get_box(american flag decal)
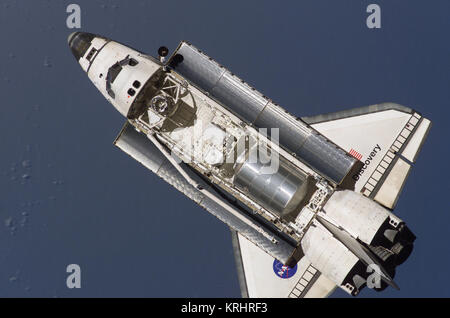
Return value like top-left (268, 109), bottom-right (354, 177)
top-left (349, 148), bottom-right (363, 160)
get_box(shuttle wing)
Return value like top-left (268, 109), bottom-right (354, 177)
top-left (303, 103), bottom-right (431, 209)
top-left (232, 230), bottom-right (337, 298)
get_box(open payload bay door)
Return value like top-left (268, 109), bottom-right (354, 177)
top-left (304, 103), bottom-right (431, 210)
top-left (231, 230), bottom-right (336, 298)
top-left (168, 41), bottom-right (357, 186)
top-left (113, 122), bottom-right (296, 265)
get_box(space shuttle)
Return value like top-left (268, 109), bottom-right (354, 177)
top-left (68, 32), bottom-right (431, 297)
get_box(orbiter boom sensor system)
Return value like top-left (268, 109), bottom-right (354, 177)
top-left (68, 32), bottom-right (431, 297)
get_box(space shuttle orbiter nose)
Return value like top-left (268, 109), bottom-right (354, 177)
top-left (67, 32), bottom-right (162, 117)
top-left (68, 32), bottom-right (97, 61)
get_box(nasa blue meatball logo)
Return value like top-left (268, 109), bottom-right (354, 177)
top-left (273, 260), bottom-right (297, 279)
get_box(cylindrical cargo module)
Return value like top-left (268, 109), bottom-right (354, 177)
top-left (233, 143), bottom-right (315, 219)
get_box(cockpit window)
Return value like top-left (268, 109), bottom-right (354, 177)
top-left (108, 62), bottom-right (122, 83)
top-left (133, 80), bottom-right (141, 89)
top-left (106, 55), bottom-right (139, 99)
top-left (86, 48), bottom-right (97, 62)
top-left (129, 58), bottom-right (138, 66)
top-left (128, 88), bottom-right (136, 96)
